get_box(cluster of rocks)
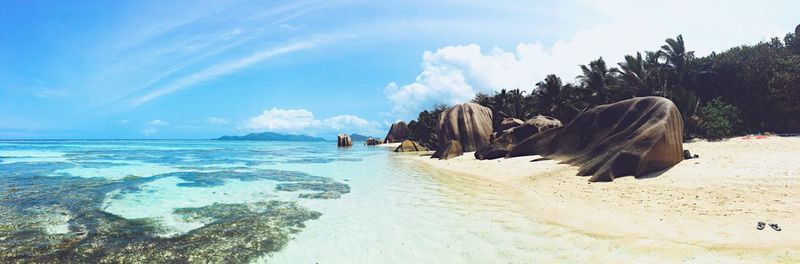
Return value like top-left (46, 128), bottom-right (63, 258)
top-left (366, 137), bottom-right (382, 146)
top-left (505, 97), bottom-right (685, 182)
top-left (379, 96), bottom-right (686, 182)
top-left (337, 134), bottom-right (384, 146)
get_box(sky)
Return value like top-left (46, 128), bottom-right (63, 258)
top-left (1, 0), bottom-right (798, 139)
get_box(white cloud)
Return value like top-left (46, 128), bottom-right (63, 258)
top-left (146, 119), bottom-right (168, 126)
top-left (206, 117), bottom-right (229, 125)
top-left (384, 44), bottom-right (545, 116)
top-left (245, 108), bottom-right (378, 135)
top-left (130, 38), bottom-right (328, 107)
top-left (119, 119), bottom-right (129, 125)
top-left (142, 128), bottom-right (158, 136)
top-left (246, 108), bottom-right (318, 132)
top-left (32, 88), bottom-right (68, 99)
top-left (321, 115), bottom-right (370, 131)
top-left (385, 0), bottom-right (800, 117)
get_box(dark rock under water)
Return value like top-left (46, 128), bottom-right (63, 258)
top-left (0, 157), bottom-right (350, 263)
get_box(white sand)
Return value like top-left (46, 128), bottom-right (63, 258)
top-left (410, 136), bottom-right (800, 258)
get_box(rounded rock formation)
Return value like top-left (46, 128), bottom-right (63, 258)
top-left (384, 121), bottom-right (410, 143)
top-left (500, 118), bottom-right (524, 131)
top-left (796, 24), bottom-right (800, 37)
top-left (431, 140), bottom-right (464, 160)
top-left (337, 134), bottom-right (352, 147)
top-left (474, 143), bottom-right (509, 160)
top-left (436, 103), bottom-right (493, 153)
top-left (525, 115), bottom-right (563, 133)
top-left (488, 115), bottom-right (562, 152)
top-left (394, 139), bottom-right (428, 152)
top-left (507, 97), bottom-right (684, 182)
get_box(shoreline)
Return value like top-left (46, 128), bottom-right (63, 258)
top-left (406, 136), bottom-right (800, 255)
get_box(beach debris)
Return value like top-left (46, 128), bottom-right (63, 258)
top-left (432, 140), bottom-right (464, 160)
top-left (384, 121), bottom-right (410, 143)
top-left (437, 103), bottom-right (493, 152)
top-left (507, 97), bottom-right (684, 182)
top-left (475, 143), bottom-right (509, 160)
top-left (770, 223), bottom-right (782, 231)
top-left (757, 221), bottom-right (766, 230)
top-left (500, 117), bottom-right (524, 131)
top-left (394, 139), bottom-right (429, 152)
top-left (337, 134), bottom-right (353, 147)
top-left (683, 150), bottom-right (699, 159)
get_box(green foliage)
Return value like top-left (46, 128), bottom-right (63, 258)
top-left (692, 35), bottom-right (800, 132)
top-left (785, 32), bottom-right (800, 54)
top-left (577, 57), bottom-right (617, 105)
top-left (407, 105), bottom-right (447, 149)
top-left (470, 89), bottom-right (537, 130)
top-left (698, 98), bottom-right (741, 140)
top-left (410, 31), bottom-right (800, 138)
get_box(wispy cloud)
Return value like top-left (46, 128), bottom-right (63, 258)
top-left (130, 39), bottom-right (325, 107)
top-left (206, 117), bottom-right (229, 125)
top-left (244, 108), bottom-right (380, 135)
top-left (146, 119), bottom-right (168, 126)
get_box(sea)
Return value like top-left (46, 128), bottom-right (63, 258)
top-left (0, 139), bottom-right (705, 263)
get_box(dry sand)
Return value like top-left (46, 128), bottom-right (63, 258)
top-left (409, 136), bottom-right (800, 259)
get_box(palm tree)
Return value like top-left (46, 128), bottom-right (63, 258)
top-left (577, 57), bottom-right (616, 105)
top-left (660, 34), bottom-right (695, 83)
top-left (488, 89), bottom-right (534, 120)
top-left (471, 92), bottom-right (492, 108)
top-left (535, 74), bottom-right (564, 116)
top-left (615, 51), bottom-right (671, 97)
top-left (643, 50), bottom-right (669, 95)
top-left (535, 74), bottom-right (582, 121)
top-left (614, 52), bottom-right (649, 96)
top-left (661, 34), bottom-right (699, 117)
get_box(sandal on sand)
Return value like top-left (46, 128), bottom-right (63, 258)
top-left (757, 222), bottom-right (766, 230)
top-left (770, 223), bottom-right (782, 231)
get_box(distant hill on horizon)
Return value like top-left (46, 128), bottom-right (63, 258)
top-left (216, 132), bottom-right (328, 142)
top-left (349, 133), bottom-right (372, 141)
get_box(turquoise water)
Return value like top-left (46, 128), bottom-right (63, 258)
top-left (0, 140), bottom-right (362, 262)
top-left (0, 140), bottom-right (724, 263)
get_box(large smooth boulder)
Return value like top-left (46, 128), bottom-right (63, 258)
top-left (490, 115), bottom-right (562, 151)
top-left (394, 140), bottom-right (429, 152)
top-left (436, 103), bottom-right (493, 153)
top-left (384, 122), bottom-right (410, 143)
top-left (474, 143), bottom-right (509, 160)
top-left (796, 24), bottom-right (800, 37)
top-left (500, 118), bottom-right (524, 131)
top-left (525, 115), bottom-right (562, 133)
top-left (508, 97), bottom-right (684, 182)
top-left (337, 134), bottom-right (352, 147)
top-left (431, 140), bottom-right (463, 160)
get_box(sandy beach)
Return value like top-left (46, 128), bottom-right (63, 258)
top-left (410, 136), bottom-right (800, 260)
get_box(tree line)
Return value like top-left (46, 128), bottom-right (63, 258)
top-left (407, 30), bottom-right (800, 145)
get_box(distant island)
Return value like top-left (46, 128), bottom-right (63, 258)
top-left (349, 133), bottom-right (371, 142)
top-left (216, 132), bottom-right (327, 141)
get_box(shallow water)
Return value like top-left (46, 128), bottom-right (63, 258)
top-left (0, 140), bottom-right (768, 263)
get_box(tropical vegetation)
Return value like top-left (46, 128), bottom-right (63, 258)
top-left (407, 29), bottom-right (800, 141)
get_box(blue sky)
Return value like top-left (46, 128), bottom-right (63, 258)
top-left (1, 0), bottom-right (798, 139)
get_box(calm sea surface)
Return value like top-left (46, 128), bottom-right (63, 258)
top-left (0, 140), bottom-right (705, 263)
